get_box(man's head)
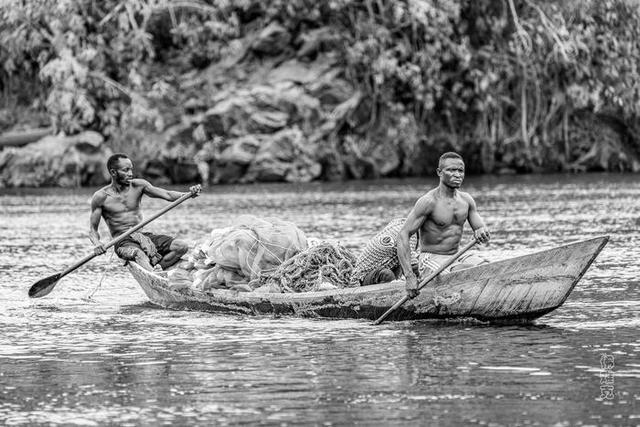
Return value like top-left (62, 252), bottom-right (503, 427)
top-left (437, 152), bottom-right (465, 189)
top-left (107, 153), bottom-right (134, 185)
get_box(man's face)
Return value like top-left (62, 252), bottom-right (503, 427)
top-left (110, 158), bottom-right (134, 185)
top-left (437, 158), bottom-right (465, 188)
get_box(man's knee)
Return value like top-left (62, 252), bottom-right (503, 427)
top-left (170, 239), bottom-right (189, 256)
top-left (131, 248), bottom-right (150, 263)
top-left (117, 245), bottom-right (145, 261)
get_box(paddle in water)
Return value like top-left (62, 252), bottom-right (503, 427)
top-left (28, 192), bottom-right (196, 298)
top-left (373, 239), bottom-right (478, 325)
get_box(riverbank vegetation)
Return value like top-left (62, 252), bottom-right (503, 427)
top-left (1, 0), bottom-right (640, 186)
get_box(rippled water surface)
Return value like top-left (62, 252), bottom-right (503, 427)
top-left (1, 174), bottom-right (638, 426)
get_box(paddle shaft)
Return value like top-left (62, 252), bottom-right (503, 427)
top-left (32, 192), bottom-right (194, 293)
top-left (373, 239), bottom-right (478, 325)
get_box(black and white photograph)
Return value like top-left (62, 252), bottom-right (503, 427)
top-left (1, 0), bottom-right (638, 425)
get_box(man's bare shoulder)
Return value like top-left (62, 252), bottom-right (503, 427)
top-left (415, 189), bottom-right (438, 210)
top-left (458, 190), bottom-right (476, 202)
top-left (131, 178), bottom-right (151, 188)
top-left (458, 191), bottom-right (478, 208)
top-left (91, 186), bottom-right (110, 205)
top-left (421, 188), bottom-right (439, 201)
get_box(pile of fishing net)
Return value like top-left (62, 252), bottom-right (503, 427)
top-left (167, 214), bottom-right (360, 293)
top-left (168, 215), bottom-right (307, 291)
top-left (255, 241), bottom-right (358, 293)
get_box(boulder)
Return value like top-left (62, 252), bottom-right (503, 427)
top-left (306, 67), bottom-right (354, 105)
top-left (244, 127), bottom-right (321, 183)
top-left (211, 135), bottom-right (262, 183)
top-left (201, 83), bottom-right (321, 139)
top-left (218, 135), bottom-right (261, 165)
top-left (267, 59), bottom-right (331, 85)
top-left (296, 27), bottom-right (341, 58)
top-left (251, 22), bottom-right (291, 55)
top-left (0, 131), bottom-right (111, 187)
top-left (202, 97), bottom-right (244, 135)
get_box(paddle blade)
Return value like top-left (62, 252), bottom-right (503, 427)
top-left (28, 273), bottom-right (62, 298)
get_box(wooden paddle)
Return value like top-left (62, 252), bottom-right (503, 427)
top-left (28, 191), bottom-right (196, 298)
top-left (373, 239), bottom-right (478, 325)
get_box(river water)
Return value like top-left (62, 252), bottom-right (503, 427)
top-left (0, 174), bottom-right (638, 426)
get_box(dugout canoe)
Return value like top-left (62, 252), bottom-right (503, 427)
top-left (127, 236), bottom-right (608, 322)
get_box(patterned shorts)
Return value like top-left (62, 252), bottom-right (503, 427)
top-left (418, 251), bottom-right (488, 277)
top-left (114, 232), bottom-right (174, 265)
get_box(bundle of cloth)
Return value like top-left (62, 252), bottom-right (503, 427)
top-left (350, 218), bottom-right (418, 286)
top-left (168, 215), bottom-right (308, 291)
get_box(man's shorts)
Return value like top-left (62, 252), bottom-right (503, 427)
top-left (418, 251), bottom-right (488, 277)
top-left (114, 232), bottom-right (174, 265)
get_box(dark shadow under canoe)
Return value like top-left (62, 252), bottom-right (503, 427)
top-left (127, 236), bottom-right (608, 322)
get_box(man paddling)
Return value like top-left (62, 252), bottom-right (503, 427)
top-left (89, 153), bottom-right (201, 271)
top-left (397, 152), bottom-right (490, 298)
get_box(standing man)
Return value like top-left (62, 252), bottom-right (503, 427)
top-left (397, 152), bottom-right (491, 298)
top-left (89, 153), bottom-right (202, 271)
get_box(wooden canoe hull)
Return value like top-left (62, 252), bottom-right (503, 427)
top-left (128, 236), bottom-right (608, 322)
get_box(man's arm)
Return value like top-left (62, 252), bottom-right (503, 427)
top-left (89, 191), bottom-right (106, 255)
top-left (398, 196), bottom-right (432, 298)
top-left (466, 194), bottom-right (490, 244)
top-left (139, 179), bottom-right (201, 201)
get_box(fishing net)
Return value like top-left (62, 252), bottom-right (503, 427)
top-left (167, 216), bottom-right (418, 293)
top-left (169, 215), bottom-right (307, 292)
top-left (257, 241), bottom-right (357, 293)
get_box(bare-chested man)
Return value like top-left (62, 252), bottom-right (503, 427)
top-left (397, 152), bottom-right (490, 298)
top-left (89, 153), bottom-right (201, 271)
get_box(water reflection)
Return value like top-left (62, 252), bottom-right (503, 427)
top-left (1, 175), bottom-right (639, 425)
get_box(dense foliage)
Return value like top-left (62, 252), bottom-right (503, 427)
top-left (2, 0), bottom-right (640, 180)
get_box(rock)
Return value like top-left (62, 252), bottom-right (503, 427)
top-left (212, 162), bottom-right (247, 184)
top-left (183, 97), bottom-right (208, 114)
top-left (201, 83), bottom-right (321, 138)
top-left (211, 135), bottom-right (262, 184)
top-left (306, 67), bottom-right (354, 105)
top-left (202, 98), bottom-right (243, 135)
top-left (0, 131), bottom-right (111, 187)
top-left (251, 22), bottom-right (291, 55)
top-left (244, 127), bottom-right (322, 183)
top-left (247, 110), bottom-right (289, 133)
top-left (251, 83), bottom-right (321, 120)
top-left (267, 59), bottom-right (331, 85)
top-left (218, 135), bottom-right (261, 165)
top-left (296, 27), bottom-right (340, 58)
top-left (208, 135), bottom-right (261, 184)
top-left (167, 160), bottom-right (201, 184)
top-left (142, 159), bottom-right (172, 185)
top-left (343, 150), bottom-right (378, 179)
top-left (370, 142), bottom-right (400, 176)
top-left (317, 140), bottom-right (348, 181)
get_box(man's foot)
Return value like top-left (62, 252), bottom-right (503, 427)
top-left (153, 264), bottom-right (169, 277)
top-left (152, 264), bottom-right (168, 277)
